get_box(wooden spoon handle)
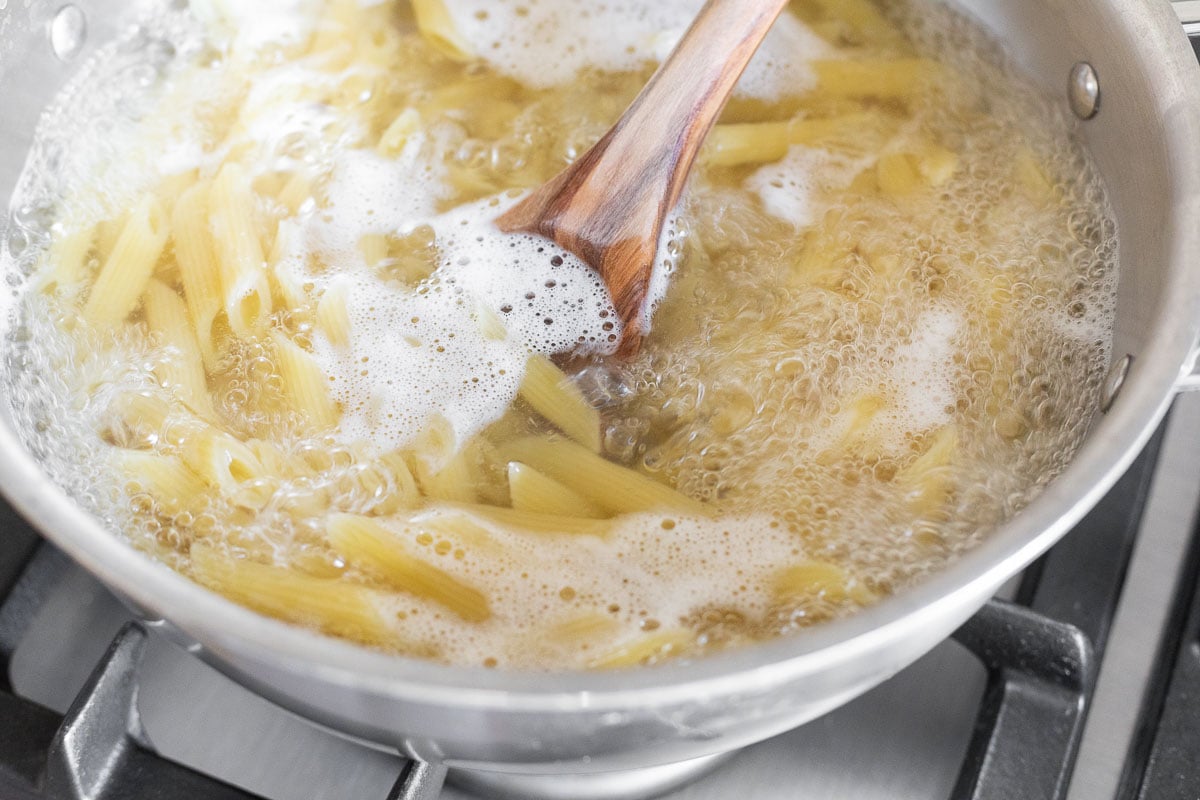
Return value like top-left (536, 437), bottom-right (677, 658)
top-left (498, 0), bottom-right (789, 354)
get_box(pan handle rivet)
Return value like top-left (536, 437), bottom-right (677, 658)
top-left (1069, 62), bottom-right (1100, 120)
top-left (1100, 354), bottom-right (1132, 413)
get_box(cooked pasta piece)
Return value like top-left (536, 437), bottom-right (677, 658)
top-left (114, 450), bottom-right (209, 517)
top-left (190, 543), bottom-right (405, 647)
top-left (705, 122), bottom-right (790, 167)
top-left (326, 513), bottom-right (491, 622)
top-left (411, 0), bottom-right (473, 61)
top-left (415, 502), bottom-right (610, 537)
top-left (896, 424), bottom-right (959, 516)
top-left (178, 423), bottom-right (267, 497)
top-left (83, 197), bottom-right (168, 328)
top-left (379, 108), bottom-right (420, 156)
top-left (210, 163), bottom-right (272, 335)
top-left (502, 437), bottom-right (707, 515)
top-left (270, 331), bottom-right (340, 430)
top-left (588, 629), bottom-right (695, 669)
top-left (171, 181), bottom-right (224, 367)
top-left (316, 278), bottom-right (352, 348)
top-left (143, 279), bottom-right (216, 419)
top-left (518, 355), bottom-right (602, 452)
top-left (411, 448), bottom-right (478, 504)
top-left (771, 561), bottom-right (877, 605)
top-left (507, 462), bottom-right (607, 519)
top-left (813, 58), bottom-right (941, 99)
top-left (35, 223), bottom-right (94, 295)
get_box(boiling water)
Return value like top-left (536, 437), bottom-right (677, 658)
top-left (0, 0), bottom-right (1117, 667)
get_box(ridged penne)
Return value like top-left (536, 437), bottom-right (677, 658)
top-left (705, 122), bottom-right (790, 167)
top-left (379, 108), bottom-right (420, 156)
top-left (326, 513), bottom-right (491, 622)
top-left (171, 181), bottom-right (224, 367)
top-left (588, 629), bottom-right (694, 669)
top-left (143, 278), bottom-right (215, 419)
top-left (316, 278), bottom-right (352, 347)
top-left (896, 424), bottom-right (959, 516)
top-left (83, 197), bottom-right (169, 328)
top-left (507, 461), bottom-right (607, 519)
top-left (114, 449), bottom-right (209, 517)
top-left (519, 355), bottom-right (601, 452)
top-left (501, 437), bottom-right (707, 516)
top-left (411, 0), bottom-right (474, 61)
top-left (813, 59), bottom-right (941, 100)
top-left (271, 331), bottom-right (340, 430)
top-left (210, 163), bottom-right (272, 335)
top-left (35, 223), bottom-right (94, 295)
top-left (190, 543), bottom-right (403, 647)
top-left (415, 502), bottom-right (610, 537)
top-left (771, 561), bottom-right (877, 605)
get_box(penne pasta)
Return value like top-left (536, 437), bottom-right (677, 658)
top-left (270, 331), bottom-right (340, 430)
top-left (210, 163), bottom-right (272, 335)
top-left (507, 461), bottom-right (607, 519)
top-left (190, 542), bottom-right (403, 647)
top-left (518, 354), bottom-right (602, 452)
top-left (771, 561), bottom-right (877, 605)
top-left (896, 424), bottom-right (959, 516)
top-left (588, 629), bottom-right (694, 669)
top-left (114, 449), bottom-right (209, 517)
top-left (705, 122), bottom-right (790, 167)
top-left (502, 436), bottom-right (707, 516)
top-left (813, 58), bottom-right (941, 100)
top-left (316, 278), bottom-right (352, 348)
top-left (143, 278), bottom-right (216, 419)
top-left (415, 501), bottom-right (611, 537)
top-left (83, 196), bottom-right (169, 328)
top-left (411, 0), bottom-right (474, 61)
top-left (326, 513), bottom-right (491, 622)
top-left (171, 181), bottom-right (224, 367)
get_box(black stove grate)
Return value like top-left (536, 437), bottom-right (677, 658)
top-left (0, 425), bottom-right (1169, 800)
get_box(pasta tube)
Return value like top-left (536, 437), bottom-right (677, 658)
top-left (327, 513), bottom-right (491, 622)
top-left (270, 331), bottom-right (340, 430)
top-left (210, 163), bottom-right (272, 335)
top-left (114, 450), bottom-right (209, 517)
top-left (588, 629), bottom-right (694, 669)
top-left (83, 197), bottom-right (169, 328)
top-left (143, 279), bottom-right (216, 419)
top-left (190, 543), bottom-right (402, 647)
top-left (412, 0), bottom-right (474, 61)
top-left (502, 436), bottom-right (707, 516)
top-left (507, 462), bottom-right (607, 519)
top-left (171, 181), bottom-right (224, 367)
top-left (518, 355), bottom-right (602, 452)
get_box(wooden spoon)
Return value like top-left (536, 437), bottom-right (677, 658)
top-left (497, 0), bottom-right (789, 356)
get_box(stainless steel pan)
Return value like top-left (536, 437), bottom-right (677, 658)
top-left (0, 0), bottom-right (1198, 790)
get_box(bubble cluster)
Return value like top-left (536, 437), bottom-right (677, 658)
top-left (428, 0), bottom-right (830, 98)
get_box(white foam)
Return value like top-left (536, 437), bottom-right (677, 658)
top-left (304, 193), bottom-right (620, 454)
top-left (746, 146), bottom-right (875, 228)
top-left (435, 0), bottom-right (829, 99)
top-left (189, 0), bottom-right (322, 52)
top-left (875, 305), bottom-right (962, 446)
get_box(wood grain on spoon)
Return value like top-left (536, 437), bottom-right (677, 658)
top-left (497, 0), bottom-right (790, 356)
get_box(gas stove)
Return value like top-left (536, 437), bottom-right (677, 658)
top-left (0, 5), bottom-right (1199, 800)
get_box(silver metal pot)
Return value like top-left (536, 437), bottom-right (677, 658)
top-left (0, 0), bottom-right (1198, 789)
